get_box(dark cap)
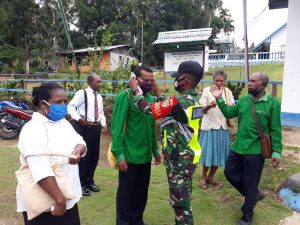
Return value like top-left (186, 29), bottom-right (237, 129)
top-left (171, 61), bottom-right (203, 79)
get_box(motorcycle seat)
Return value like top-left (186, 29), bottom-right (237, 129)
top-left (21, 110), bottom-right (34, 114)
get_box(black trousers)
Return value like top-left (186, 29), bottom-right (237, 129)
top-left (224, 150), bottom-right (265, 222)
top-left (116, 162), bottom-right (151, 225)
top-left (78, 125), bottom-right (101, 187)
top-left (23, 204), bottom-right (80, 225)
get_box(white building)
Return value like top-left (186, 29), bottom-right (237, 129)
top-left (253, 23), bottom-right (287, 53)
top-left (270, 0), bottom-right (300, 127)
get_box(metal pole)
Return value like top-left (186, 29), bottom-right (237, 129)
top-left (243, 0), bottom-right (249, 81)
top-left (56, 0), bottom-right (81, 80)
top-left (141, 16), bottom-right (144, 63)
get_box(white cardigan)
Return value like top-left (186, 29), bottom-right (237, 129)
top-left (200, 86), bottom-right (235, 131)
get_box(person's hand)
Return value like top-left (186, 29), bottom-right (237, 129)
top-left (69, 148), bottom-right (81, 165)
top-left (271, 157), bottom-right (280, 168)
top-left (78, 118), bottom-right (87, 126)
top-left (153, 80), bottom-right (162, 97)
top-left (117, 160), bottom-right (128, 172)
top-left (203, 100), bottom-right (217, 113)
top-left (51, 197), bottom-right (66, 216)
top-left (210, 85), bottom-right (223, 98)
top-left (208, 101), bottom-right (217, 109)
top-left (154, 155), bottom-right (161, 165)
top-left (128, 78), bottom-right (138, 90)
top-left (101, 125), bottom-right (108, 132)
top-left (228, 102), bottom-right (235, 106)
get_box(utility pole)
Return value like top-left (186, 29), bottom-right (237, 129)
top-left (56, 0), bottom-right (81, 80)
top-left (243, 0), bottom-right (249, 81)
top-left (141, 16), bottom-right (144, 64)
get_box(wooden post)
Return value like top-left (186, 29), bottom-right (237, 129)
top-left (23, 80), bottom-right (28, 90)
top-left (63, 81), bottom-right (67, 89)
top-left (163, 48), bottom-right (167, 92)
top-left (272, 83), bottom-right (277, 97)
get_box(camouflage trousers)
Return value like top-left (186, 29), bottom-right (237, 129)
top-left (165, 159), bottom-right (197, 225)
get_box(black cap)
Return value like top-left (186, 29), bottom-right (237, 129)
top-left (171, 61), bottom-right (203, 79)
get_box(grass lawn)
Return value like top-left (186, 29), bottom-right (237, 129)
top-left (0, 144), bottom-right (298, 225)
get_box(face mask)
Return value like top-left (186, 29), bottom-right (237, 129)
top-left (137, 77), bottom-right (153, 93)
top-left (174, 77), bottom-right (186, 92)
top-left (43, 100), bottom-right (67, 122)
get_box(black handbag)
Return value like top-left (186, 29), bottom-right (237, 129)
top-left (71, 89), bottom-right (87, 134)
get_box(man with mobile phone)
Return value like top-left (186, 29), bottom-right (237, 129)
top-left (111, 65), bottom-right (161, 225)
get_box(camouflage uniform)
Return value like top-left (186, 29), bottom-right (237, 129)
top-left (133, 89), bottom-right (201, 225)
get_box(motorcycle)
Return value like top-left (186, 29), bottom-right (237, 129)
top-left (0, 98), bottom-right (32, 140)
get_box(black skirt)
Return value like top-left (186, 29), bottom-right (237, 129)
top-left (22, 203), bottom-right (80, 225)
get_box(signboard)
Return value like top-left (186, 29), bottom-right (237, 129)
top-left (164, 50), bottom-right (203, 72)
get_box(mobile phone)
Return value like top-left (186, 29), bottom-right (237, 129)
top-left (130, 72), bottom-right (136, 80)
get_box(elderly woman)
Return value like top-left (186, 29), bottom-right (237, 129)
top-left (198, 70), bottom-right (234, 189)
top-left (16, 83), bottom-right (86, 225)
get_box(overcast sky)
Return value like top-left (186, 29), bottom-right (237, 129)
top-left (221, 0), bottom-right (288, 47)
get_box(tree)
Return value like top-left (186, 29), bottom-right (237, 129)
top-left (219, 8), bottom-right (234, 35)
top-left (201, 0), bottom-right (222, 28)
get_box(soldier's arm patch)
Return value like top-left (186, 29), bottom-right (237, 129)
top-left (151, 96), bottom-right (179, 119)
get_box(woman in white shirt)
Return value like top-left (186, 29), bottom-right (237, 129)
top-left (16, 83), bottom-right (86, 225)
top-left (198, 70), bottom-right (234, 189)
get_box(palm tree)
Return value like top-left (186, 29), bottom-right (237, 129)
top-left (202, 0), bottom-right (222, 28)
top-left (219, 8), bottom-right (234, 36)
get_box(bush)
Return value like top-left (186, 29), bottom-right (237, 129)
top-left (226, 81), bottom-right (245, 100)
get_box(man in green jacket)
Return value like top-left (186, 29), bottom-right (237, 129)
top-left (111, 65), bottom-right (161, 225)
top-left (210, 72), bottom-right (282, 225)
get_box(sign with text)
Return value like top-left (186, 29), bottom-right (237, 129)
top-left (164, 51), bottom-right (203, 72)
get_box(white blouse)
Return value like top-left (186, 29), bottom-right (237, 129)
top-left (200, 86), bottom-right (235, 131)
top-left (16, 112), bottom-right (86, 212)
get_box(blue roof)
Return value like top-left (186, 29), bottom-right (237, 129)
top-left (253, 23), bottom-right (287, 52)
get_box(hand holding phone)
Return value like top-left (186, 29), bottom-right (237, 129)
top-left (129, 73), bottom-right (143, 95)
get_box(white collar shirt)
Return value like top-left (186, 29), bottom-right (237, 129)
top-left (16, 112), bottom-right (86, 212)
top-left (67, 86), bottom-right (106, 126)
top-left (200, 86), bottom-right (235, 131)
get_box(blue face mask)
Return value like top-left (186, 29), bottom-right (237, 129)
top-left (43, 101), bottom-right (67, 122)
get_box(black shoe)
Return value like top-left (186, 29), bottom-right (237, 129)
top-left (88, 183), bottom-right (100, 192)
top-left (82, 186), bottom-right (90, 196)
top-left (256, 190), bottom-right (265, 203)
top-left (237, 219), bottom-right (252, 225)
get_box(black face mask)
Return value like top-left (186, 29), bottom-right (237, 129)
top-left (138, 79), bottom-right (153, 93)
top-left (174, 77), bottom-right (186, 92)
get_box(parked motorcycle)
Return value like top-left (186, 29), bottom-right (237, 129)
top-left (0, 99), bottom-right (32, 140)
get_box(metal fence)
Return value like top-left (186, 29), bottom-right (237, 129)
top-left (0, 78), bottom-right (282, 98)
top-left (208, 51), bottom-right (285, 68)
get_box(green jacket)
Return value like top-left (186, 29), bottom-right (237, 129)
top-left (216, 93), bottom-right (282, 157)
top-left (111, 89), bottom-right (159, 164)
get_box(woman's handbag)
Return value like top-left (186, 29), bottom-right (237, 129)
top-left (15, 154), bottom-right (75, 220)
top-left (251, 100), bottom-right (272, 158)
top-left (107, 144), bottom-right (117, 169)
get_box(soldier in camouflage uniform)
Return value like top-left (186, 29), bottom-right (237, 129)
top-left (129, 61), bottom-right (205, 225)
